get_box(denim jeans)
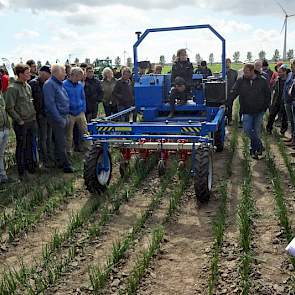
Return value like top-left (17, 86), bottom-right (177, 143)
top-left (0, 128), bottom-right (9, 179)
top-left (243, 112), bottom-right (264, 154)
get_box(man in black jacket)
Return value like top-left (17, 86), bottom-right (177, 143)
top-left (231, 63), bottom-right (271, 159)
top-left (169, 49), bottom-right (193, 117)
top-left (195, 60), bottom-right (212, 78)
top-left (112, 67), bottom-right (134, 121)
top-left (171, 49), bottom-right (193, 89)
top-left (29, 66), bottom-right (52, 167)
top-left (84, 66), bottom-right (103, 122)
top-left (266, 65), bottom-right (289, 135)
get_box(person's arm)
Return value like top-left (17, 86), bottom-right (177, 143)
top-left (187, 62), bottom-right (194, 87)
top-left (112, 81), bottom-right (122, 104)
top-left (171, 64), bottom-right (177, 86)
top-left (263, 80), bottom-right (272, 109)
top-left (5, 87), bottom-right (23, 124)
top-left (234, 70), bottom-right (238, 82)
top-left (81, 85), bottom-right (86, 113)
top-left (230, 78), bottom-right (241, 100)
top-left (43, 82), bottom-right (65, 126)
top-left (96, 80), bottom-right (103, 102)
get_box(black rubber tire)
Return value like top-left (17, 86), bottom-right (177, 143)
top-left (194, 146), bottom-right (213, 203)
top-left (158, 160), bottom-right (166, 177)
top-left (214, 128), bottom-right (224, 152)
top-left (84, 145), bottom-right (112, 194)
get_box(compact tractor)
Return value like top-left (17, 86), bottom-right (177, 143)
top-left (83, 24), bottom-right (226, 202)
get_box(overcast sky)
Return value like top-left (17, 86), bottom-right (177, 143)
top-left (1, 0), bottom-right (295, 65)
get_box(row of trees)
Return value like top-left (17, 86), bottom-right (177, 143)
top-left (156, 49), bottom-right (295, 65)
top-left (27, 47), bottom-right (295, 70)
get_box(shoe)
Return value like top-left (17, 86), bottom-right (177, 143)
top-left (280, 129), bottom-right (287, 135)
top-left (19, 172), bottom-right (32, 182)
top-left (286, 140), bottom-right (295, 147)
top-left (251, 152), bottom-right (259, 160)
top-left (63, 166), bottom-right (75, 173)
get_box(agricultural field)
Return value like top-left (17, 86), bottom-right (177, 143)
top-left (0, 106), bottom-right (295, 295)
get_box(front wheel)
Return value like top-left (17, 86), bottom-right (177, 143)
top-left (194, 146), bottom-right (213, 203)
top-left (84, 145), bottom-right (112, 194)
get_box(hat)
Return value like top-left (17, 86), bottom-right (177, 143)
top-left (275, 61), bottom-right (283, 71)
top-left (279, 64), bottom-right (289, 70)
top-left (39, 65), bottom-right (51, 74)
top-left (175, 76), bottom-right (185, 86)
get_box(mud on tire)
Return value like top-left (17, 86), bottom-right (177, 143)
top-left (84, 145), bottom-right (112, 194)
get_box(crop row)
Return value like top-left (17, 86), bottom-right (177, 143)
top-left (208, 110), bottom-right (239, 294)
top-left (238, 136), bottom-right (255, 294)
top-left (0, 156), bottom-right (156, 294)
top-left (264, 134), bottom-right (295, 268)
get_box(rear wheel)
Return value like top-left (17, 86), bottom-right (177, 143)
top-left (194, 146), bottom-right (213, 203)
top-left (84, 145), bottom-right (112, 194)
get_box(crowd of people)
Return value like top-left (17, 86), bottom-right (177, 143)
top-left (0, 60), bottom-right (136, 182)
top-left (0, 51), bottom-right (295, 183)
top-left (160, 48), bottom-right (295, 159)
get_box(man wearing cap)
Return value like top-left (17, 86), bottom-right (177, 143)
top-left (168, 77), bottom-right (188, 117)
top-left (29, 65), bottom-right (52, 167)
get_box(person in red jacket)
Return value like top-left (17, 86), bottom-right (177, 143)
top-left (0, 69), bottom-right (9, 93)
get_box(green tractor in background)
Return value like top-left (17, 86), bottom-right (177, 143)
top-left (93, 58), bottom-right (112, 79)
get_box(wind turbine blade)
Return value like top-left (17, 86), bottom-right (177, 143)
top-left (276, 0), bottom-right (288, 15)
top-left (281, 18), bottom-right (287, 33)
top-left (288, 13), bottom-right (295, 17)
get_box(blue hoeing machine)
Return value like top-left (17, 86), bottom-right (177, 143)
top-left (84, 24), bottom-right (226, 202)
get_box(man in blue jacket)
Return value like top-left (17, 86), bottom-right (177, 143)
top-left (43, 65), bottom-right (74, 173)
top-left (63, 67), bottom-right (89, 155)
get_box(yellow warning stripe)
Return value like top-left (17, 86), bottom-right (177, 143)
top-left (181, 127), bottom-right (200, 133)
top-left (96, 126), bottom-right (114, 132)
top-left (96, 126), bottom-right (133, 132)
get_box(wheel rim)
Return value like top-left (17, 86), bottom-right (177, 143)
top-left (96, 153), bottom-right (111, 186)
top-left (208, 153), bottom-right (213, 191)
